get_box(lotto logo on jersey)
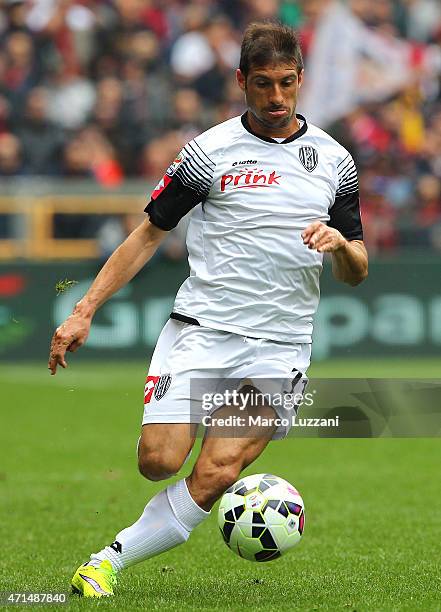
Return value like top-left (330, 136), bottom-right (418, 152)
top-left (144, 375), bottom-right (160, 404)
top-left (220, 168), bottom-right (281, 192)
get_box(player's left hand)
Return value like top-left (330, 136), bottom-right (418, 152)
top-left (301, 222), bottom-right (346, 253)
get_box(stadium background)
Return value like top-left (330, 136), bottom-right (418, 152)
top-left (1, 1), bottom-right (441, 610)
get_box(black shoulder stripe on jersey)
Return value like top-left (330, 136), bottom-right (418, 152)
top-left (337, 179), bottom-right (359, 195)
top-left (337, 156), bottom-right (359, 196)
top-left (337, 155), bottom-right (356, 173)
top-left (188, 140), bottom-right (215, 166)
top-left (337, 184), bottom-right (359, 197)
top-left (145, 178), bottom-right (203, 231)
top-left (184, 145), bottom-right (214, 178)
top-left (188, 140), bottom-right (216, 169)
top-left (339, 176), bottom-right (358, 188)
top-left (339, 172), bottom-right (357, 189)
top-left (339, 166), bottom-right (357, 184)
top-left (175, 166), bottom-right (211, 197)
top-left (337, 187), bottom-right (358, 197)
top-left (339, 169), bottom-right (357, 182)
top-left (178, 156), bottom-right (213, 187)
top-left (337, 154), bottom-right (351, 169)
top-left (337, 157), bottom-right (353, 175)
top-left (338, 162), bottom-right (357, 179)
top-left (328, 190), bottom-right (363, 240)
top-left (175, 142), bottom-right (214, 190)
top-left (338, 176), bottom-right (358, 190)
top-left (183, 157), bottom-right (213, 183)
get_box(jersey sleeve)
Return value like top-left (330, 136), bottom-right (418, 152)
top-left (145, 139), bottom-right (216, 231)
top-left (328, 153), bottom-right (363, 240)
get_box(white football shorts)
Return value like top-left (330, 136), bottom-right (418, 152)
top-left (142, 319), bottom-right (311, 439)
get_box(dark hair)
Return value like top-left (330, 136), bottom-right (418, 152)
top-left (239, 21), bottom-right (304, 77)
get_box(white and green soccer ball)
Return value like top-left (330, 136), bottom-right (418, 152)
top-left (218, 473), bottom-right (305, 562)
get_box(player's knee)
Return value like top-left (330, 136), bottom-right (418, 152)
top-left (138, 449), bottom-right (183, 482)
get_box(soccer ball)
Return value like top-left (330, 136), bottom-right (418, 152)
top-left (218, 473), bottom-right (305, 562)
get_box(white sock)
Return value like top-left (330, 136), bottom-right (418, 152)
top-left (90, 479), bottom-right (209, 572)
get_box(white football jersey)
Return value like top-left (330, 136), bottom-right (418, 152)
top-left (145, 114), bottom-right (362, 343)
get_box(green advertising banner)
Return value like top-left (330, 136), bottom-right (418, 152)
top-left (0, 258), bottom-right (440, 361)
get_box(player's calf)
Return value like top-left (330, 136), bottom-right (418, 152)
top-left (187, 464), bottom-right (241, 511)
top-left (187, 407), bottom-right (277, 510)
top-left (187, 455), bottom-right (243, 511)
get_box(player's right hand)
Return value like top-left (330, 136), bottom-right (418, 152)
top-left (48, 313), bottom-right (91, 375)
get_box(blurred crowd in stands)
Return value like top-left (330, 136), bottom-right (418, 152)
top-left (1, 0), bottom-right (441, 254)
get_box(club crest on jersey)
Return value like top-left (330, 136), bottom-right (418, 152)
top-left (154, 373), bottom-right (172, 401)
top-left (299, 146), bottom-right (318, 172)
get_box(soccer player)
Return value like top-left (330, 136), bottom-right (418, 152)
top-left (48, 22), bottom-right (368, 597)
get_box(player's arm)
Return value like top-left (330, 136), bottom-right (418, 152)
top-left (48, 219), bottom-right (167, 375)
top-left (301, 152), bottom-right (367, 287)
top-left (301, 223), bottom-right (368, 286)
top-left (330, 238), bottom-right (368, 286)
top-left (49, 138), bottom-right (214, 375)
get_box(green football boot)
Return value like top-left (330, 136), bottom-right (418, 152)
top-left (71, 560), bottom-right (117, 597)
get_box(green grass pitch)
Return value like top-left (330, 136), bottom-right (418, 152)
top-left (1, 358), bottom-right (440, 611)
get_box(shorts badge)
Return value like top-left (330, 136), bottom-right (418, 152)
top-left (154, 373), bottom-right (172, 401)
